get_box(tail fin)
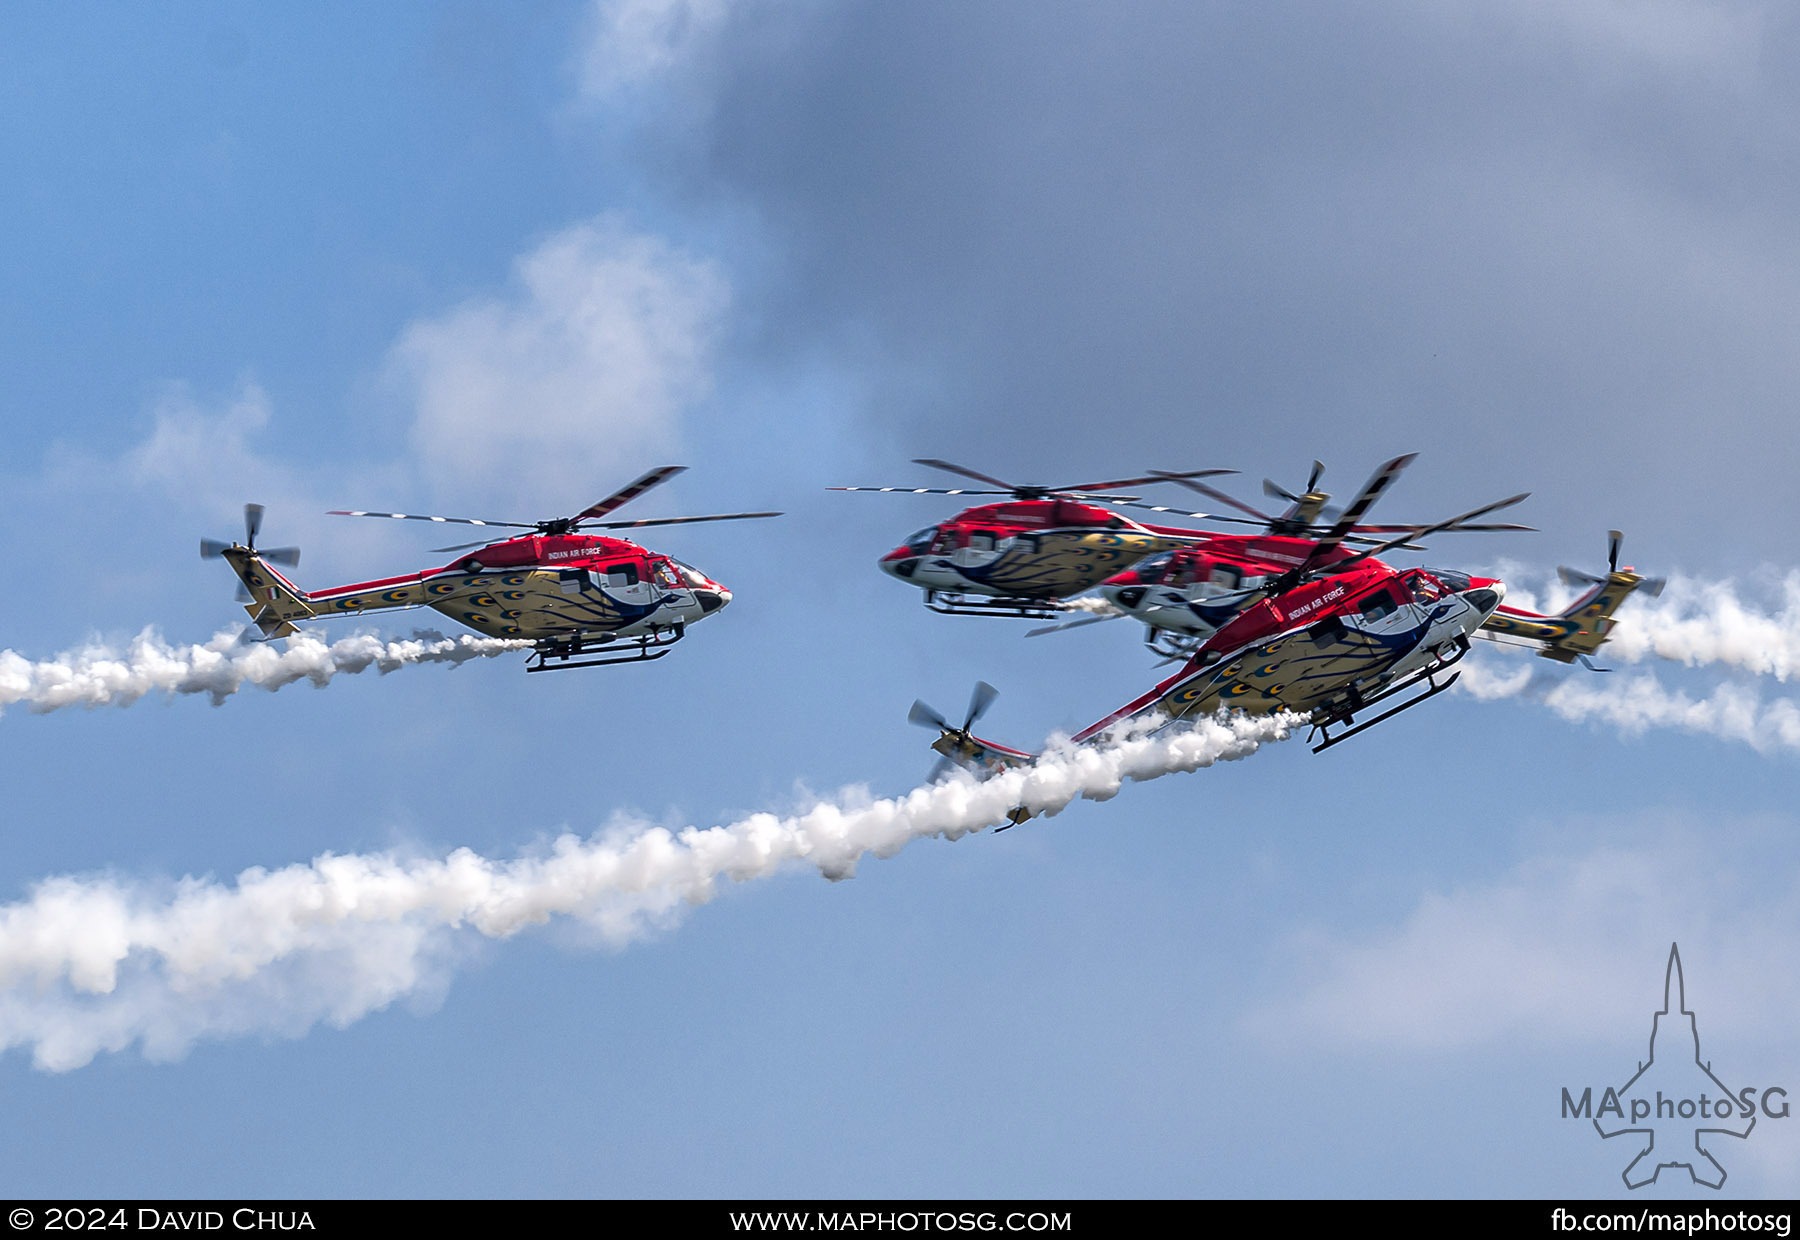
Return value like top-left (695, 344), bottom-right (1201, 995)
top-left (201, 504), bottom-right (313, 639)
top-left (1481, 530), bottom-right (1662, 664)
top-left (218, 546), bottom-right (316, 639)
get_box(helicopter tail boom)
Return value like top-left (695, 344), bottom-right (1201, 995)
top-left (219, 546), bottom-right (316, 639)
top-left (1479, 532), bottom-right (1662, 665)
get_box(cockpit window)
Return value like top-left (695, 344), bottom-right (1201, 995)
top-left (1134, 551), bottom-right (1175, 580)
top-left (904, 527), bottom-right (937, 556)
top-left (670, 558), bottom-right (709, 588)
top-left (654, 562), bottom-right (682, 589)
top-left (1422, 567), bottom-right (1471, 593)
top-left (1406, 572), bottom-right (1446, 603)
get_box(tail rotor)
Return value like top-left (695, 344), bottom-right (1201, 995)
top-left (1558, 529), bottom-right (1664, 597)
top-left (201, 503), bottom-right (302, 568)
top-left (909, 681), bottom-right (1001, 779)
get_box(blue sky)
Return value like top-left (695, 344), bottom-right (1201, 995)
top-left (0, 0), bottom-right (1796, 1199)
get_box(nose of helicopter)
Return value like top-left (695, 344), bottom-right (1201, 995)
top-left (1097, 568), bottom-right (1144, 610)
top-left (1461, 581), bottom-right (1504, 618)
top-left (879, 547), bottom-right (919, 579)
top-left (697, 584), bottom-right (732, 615)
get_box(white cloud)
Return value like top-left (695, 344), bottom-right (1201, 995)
top-left (1251, 818), bottom-right (1800, 1052)
top-left (578, 0), bottom-right (732, 97)
top-left (387, 216), bottom-right (728, 509)
top-left (127, 380), bottom-right (279, 505)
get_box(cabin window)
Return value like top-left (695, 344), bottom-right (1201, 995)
top-left (965, 532), bottom-right (995, 552)
top-left (1209, 565), bottom-right (1242, 589)
top-left (1359, 585), bottom-right (1405, 621)
top-left (607, 563), bottom-right (640, 587)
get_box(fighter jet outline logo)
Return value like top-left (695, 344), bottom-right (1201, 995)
top-left (1591, 943), bottom-right (1755, 1189)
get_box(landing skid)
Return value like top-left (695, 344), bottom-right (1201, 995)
top-left (924, 590), bottom-right (1065, 621)
top-left (1308, 638), bottom-right (1469, 752)
top-left (526, 626), bottom-right (683, 672)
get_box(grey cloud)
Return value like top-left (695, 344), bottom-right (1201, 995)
top-left (642, 2), bottom-right (1800, 568)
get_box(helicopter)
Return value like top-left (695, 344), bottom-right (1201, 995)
top-left (202, 467), bottom-right (780, 672)
top-left (1050, 477), bottom-right (1652, 673)
top-left (1029, 455), bottom-right (1535, 659)
top-left (909, 457), bottom-right (1535, 824)
top-left (833, 458), bottom-right (1234, 619)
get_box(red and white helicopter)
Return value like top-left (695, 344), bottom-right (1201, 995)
top-left (1030, 457), bottom-right (1522, 657)
top-left (1054, 466), bottom-right (1657, 670)
top-left (202, 467), bottom-right (779, 671)
top-left (910, 456), bottom-right (1551, 825)
top-left (834, 458), bottom-right (1233, 619)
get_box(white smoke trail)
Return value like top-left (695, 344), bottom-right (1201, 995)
top-left (0, 711), bottom-right (1299, 1071)
top-left (1460, 659), bottom-right (1800, 754)
top-left (1060, 595), bottom-right (1123, 618)
top-left (0, 628), bottom-right (531, 714)
top-left (1602, 572), bottom-right (1800, 682)
top-left (1492, 569), bottom-right (1800, 682)
top-left (1453, 568), bottom-right (1800, 752)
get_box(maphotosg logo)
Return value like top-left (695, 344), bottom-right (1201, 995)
top-left (1560, 943), bottom-right (1790, 1189)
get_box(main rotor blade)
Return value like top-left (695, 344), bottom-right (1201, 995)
top-left (1045, 468), bottom-right (1235, 495)
top-left (911, 459), bottom-right (1020, 492)
top-left (1026, 612), bottom-right (1122, 637)
top-left (1346, 521), bottom-right (1534, 535)
top-left (569, 465), bottom-right (687, 525)
top-left (584, 511), bottom-right (783, 531)
top-left (329, 509), bottom-right (536, 530)
top-left (430, 537), bottom-right (509, 554)
top-left (1149, 471), bottom-right (1274, 523)
top-left (1293, 453), bottom-right (1417, 574)
top-left (1327, 492), bottom-right (1532, 575)
top-left (828, 486), bottom-right (1012, 496)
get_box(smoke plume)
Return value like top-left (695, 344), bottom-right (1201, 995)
top-left (1463, 570), bottom-right (1800, 751)
top-left (0, 711), bottom-right (1298, 1071)
top-left (0, 629), bottom-right (530, 714)
top-left (1602, 571), bottom-right (1800, 682)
